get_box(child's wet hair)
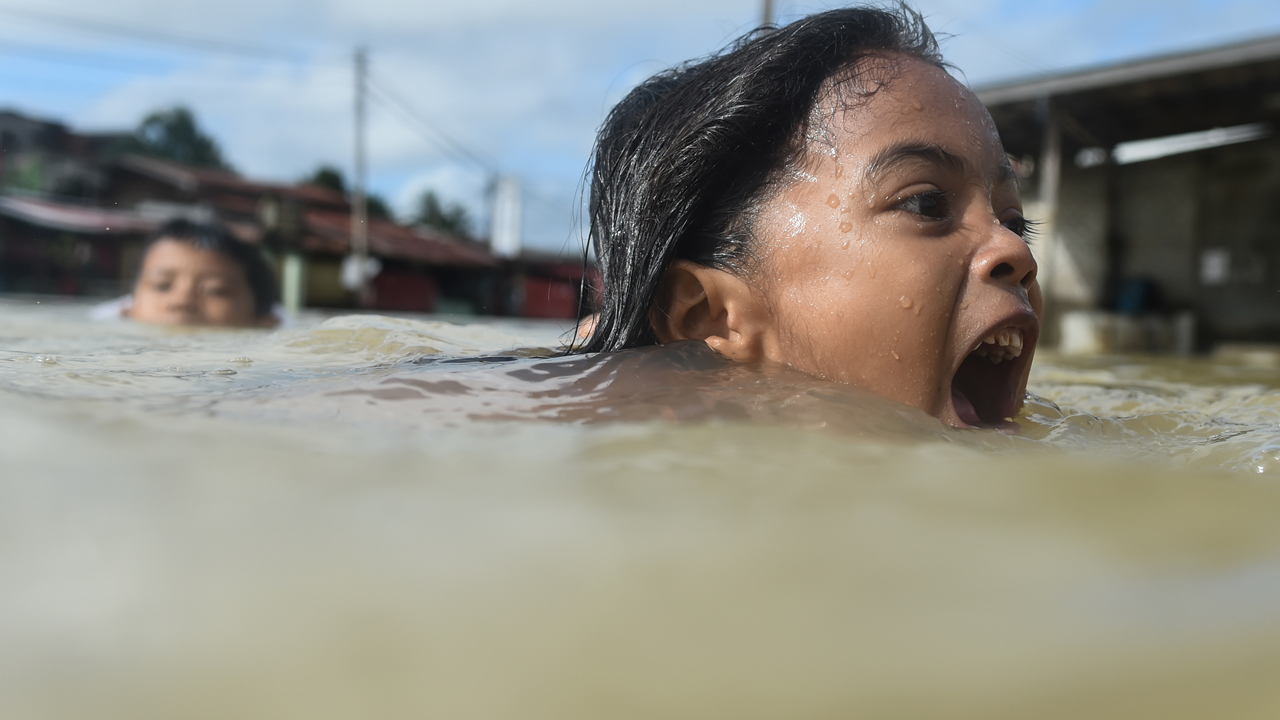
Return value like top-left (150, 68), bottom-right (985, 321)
top-left (137, 219), bottom-right (279, 318)
top-left (573, 4), bottom-right (943, 353)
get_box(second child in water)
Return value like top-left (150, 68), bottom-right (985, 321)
top-left (573, 5), bottom-right (1041, 433)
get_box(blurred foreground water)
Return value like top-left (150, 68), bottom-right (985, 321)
top-left (5, 295), bottom-right (1280, 719)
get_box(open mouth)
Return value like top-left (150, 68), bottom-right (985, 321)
top-left (949, 326), bottom-right (1034, 433)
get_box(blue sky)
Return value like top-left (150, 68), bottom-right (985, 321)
top-left (1, 0), bottom-right (1278, 254)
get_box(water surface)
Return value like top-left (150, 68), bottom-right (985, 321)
top-left (4, 295), bottom-right (1280, 719)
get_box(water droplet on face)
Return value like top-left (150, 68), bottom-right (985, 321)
top-left (899, 295), bottom-right (913, 309)
top-left (841, 240), bottom-right (850, 249)
top-left (912, 100), bottom-right (923, 111)
top-left (959, 301), bottom-right (970, 310)
top-left (891, 350), bottom-right (901, 360)
top-left (834, 166), bottom-right (843, 178)
top-left (839, 221), bottom-right (853, 233)
top-left (826, 193), bottom-right (840, 208)
top-left (867, 264), bottom-right (877, 279)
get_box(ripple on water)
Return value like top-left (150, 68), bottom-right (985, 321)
top-left (6, 298), bottom-right (1280, 716)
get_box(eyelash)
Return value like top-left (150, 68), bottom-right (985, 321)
top-left (1005, 217), bottom-right (1039, 243)
top-left (898, 189), bottom-right (950, 221)
top-left (898, 191), bottom-right (1038, 244)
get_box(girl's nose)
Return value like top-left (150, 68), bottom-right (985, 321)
top-left (973, 224), bottom-right (1037, 292)
top-left (167, 281), bottom-right (199, 308)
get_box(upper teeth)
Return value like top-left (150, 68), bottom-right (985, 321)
top-left (972, 328), bottom-right (1024, 364)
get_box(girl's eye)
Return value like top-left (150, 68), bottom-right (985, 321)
top-left (1002, 215), bottom-right (1039, 241)
top-left (899, 190), bottom-right (949, 220)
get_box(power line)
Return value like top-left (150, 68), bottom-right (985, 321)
top-left (0, 38), bottom-right (181, 73)
top-left (0, 5), bottom-right (306, 60)
top-left (365, 89), bottom-right (489, 172)
top-left (365, 72), bottom-right (495, 174)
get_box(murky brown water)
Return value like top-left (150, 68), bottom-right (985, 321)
top-left (5, 294), bottom-right (1280, 719)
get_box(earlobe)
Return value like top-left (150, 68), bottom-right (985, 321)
top-left (650, 260), bottom-right (772, 362)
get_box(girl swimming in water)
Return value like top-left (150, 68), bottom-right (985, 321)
top-left (573, 5), bottom-right (1041, 432)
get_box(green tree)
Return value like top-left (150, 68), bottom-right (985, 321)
top-left (365, 195), bottom-right (392, 221)
top-left (304, 165), bottom-right (392, 221)
top-left (129, 107), bottom-right (229, 169)
top-left (306, 165), bottom-right (346, 193)
top-left (414, 190), bottom-right (472, 236)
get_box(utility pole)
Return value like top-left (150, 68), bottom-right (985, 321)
top-left (346, 46), bottom-right (371, 302)
top-left (761, 0), bottom-right (774, 27)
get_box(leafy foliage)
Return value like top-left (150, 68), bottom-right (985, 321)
top-left (366, 195), bottom-right (392, 221)
top-left (304, 165), bottom-right (392, 220)
top-left (127, 107), bottom-right (229, 170)
top-left (307, 165), bottom-right (346, 193)
top-left (414, 190), bottom-right (472, 236)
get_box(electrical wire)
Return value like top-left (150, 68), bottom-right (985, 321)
top-left (0, 4), bottom-right (299, 60)
top-left (0, 5), bottom-right (575, 231)
top-left (0, 38), bottom-right (176, 73)
top-left (364, 73), bottom-right (496, 174)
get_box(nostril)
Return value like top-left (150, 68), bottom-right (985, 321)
top-left (990, 262), bottom-right (1015, 280)
top-left (1019, 266), bottom-right (1037, 289)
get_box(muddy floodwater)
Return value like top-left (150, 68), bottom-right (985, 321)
top-left (5, 294), bottom-right (1280, 719)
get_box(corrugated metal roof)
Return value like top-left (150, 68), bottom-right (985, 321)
top-left (975, 33), bottom-right (1280, 106)
top-left (0, 195), bottom-right (157, 234)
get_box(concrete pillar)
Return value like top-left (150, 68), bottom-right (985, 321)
top-left (1036, 98), bottom-right (1062, 301)
top-left (281, 251), bottom-right (306, 315)
top-left (490, 175), bottom-right (523, 259)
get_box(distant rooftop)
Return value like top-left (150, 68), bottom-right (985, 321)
top-left (975, 32), bottom-right (1280, 105)
top-left (975, 32), bottom-right (1280, 155)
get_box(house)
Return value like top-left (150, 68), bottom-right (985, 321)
top-left (0, 110), bottom-right (524, 315)
top-left (977, 33), bottom-right (1280, 352)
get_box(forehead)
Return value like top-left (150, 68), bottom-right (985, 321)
top-left (143, 239), bottom-right (241, 275)
top-left (811, 55), bottom-right (1003, 169)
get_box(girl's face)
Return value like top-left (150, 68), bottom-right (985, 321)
top-left (129, 239), bottom-right (263, 327)
top-left (753, 56), bottom-right (1041, 431)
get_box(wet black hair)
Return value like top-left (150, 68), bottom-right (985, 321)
top-left (136, 218), bottom-right (279, 318)
top-left (572, 4), bottom-right (944, 353)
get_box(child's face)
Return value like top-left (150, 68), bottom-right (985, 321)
top-left (129, 239), bottom-right (263, 327)
top-left (753, 56), bottom-right (1041, 431)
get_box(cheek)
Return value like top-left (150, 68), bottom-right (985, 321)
top-left (133, 287), bottom-right (166, 310)
top-left (203, 290), bottom-right (258, 323)
top-left (767, 240), bottom-right (961, 396)
top-left (201, 295), bottom-right (241, 319)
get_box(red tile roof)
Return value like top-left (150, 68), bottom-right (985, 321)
top-left (6, 155), bottom-right (499, 268)
top-left (117, 154), bottom-right (348, 208)
top-left (304, 209), bottom-right (498, 267)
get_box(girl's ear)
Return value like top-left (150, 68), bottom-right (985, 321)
top-left (649, 260), bottom-right (773, 362)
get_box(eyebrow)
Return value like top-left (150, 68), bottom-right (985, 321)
top-left (863, 142), bottom-right (1017, 188)
top-left (864, 142), bottom-right (966, 186)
